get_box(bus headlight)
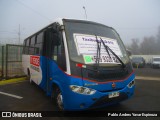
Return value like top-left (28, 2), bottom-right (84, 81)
top-left (70, 85), bottom-right (96, 95)
top-left (127, 79), bottom-right (135, 88)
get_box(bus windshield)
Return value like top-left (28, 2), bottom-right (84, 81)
top-left (63, 19), bottom-right (129, 66)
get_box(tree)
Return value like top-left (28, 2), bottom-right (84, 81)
top-left (130, 38), bottom-right (140, 55)
top-left (129, 26), bottom-right (160, 55)
top-left (140, 36), bottom-right (156, 55)
top-left (156, 26), bottom-right (160, 54)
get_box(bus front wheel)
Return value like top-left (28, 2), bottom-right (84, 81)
top-left (52, 87), bottom-right (64, 111)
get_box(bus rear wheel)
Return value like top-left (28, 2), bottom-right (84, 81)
top-left (27, 69), bottom-right (34, 84)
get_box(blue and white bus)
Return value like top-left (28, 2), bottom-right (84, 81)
top-left (22, 18), bottom-right (135, 111)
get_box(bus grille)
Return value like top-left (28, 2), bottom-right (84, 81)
top-left (87, 69), bottom-right (130, 82)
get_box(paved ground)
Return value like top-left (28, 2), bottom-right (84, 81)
top-left (0, 67), bottom-right (160, 119)
top-left (0, 79), bottom-right (160, 111)
top-left (134, 66), bottom-right (160, 78)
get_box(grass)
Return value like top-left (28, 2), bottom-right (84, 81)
top-left (0, 77), bottom-right (27, 85)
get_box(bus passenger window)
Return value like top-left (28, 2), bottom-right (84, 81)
top-left (35, 32), bottom-right (44, 55)
top-left (51, 32), bottom-right (66, 71)
top-left (53, 46), bottom-right (59, 61)
top-left (58, 43), bottom-right (66, 71)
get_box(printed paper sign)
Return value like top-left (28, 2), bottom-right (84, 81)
top-left (74, 34), bottom-right (123, 64)
top-left (83, 55), bottom-right (120, 64)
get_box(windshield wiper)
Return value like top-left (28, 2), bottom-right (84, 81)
top-left (95, 35), bottom-right (101, 69)
top-left (100, 37), bottom-right (126, 68)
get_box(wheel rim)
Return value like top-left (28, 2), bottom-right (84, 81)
top-left (57, 92), bottom-right (63, 110)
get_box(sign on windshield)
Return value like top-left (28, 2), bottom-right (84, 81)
top-left (74, 33), bottom-right (123, 64)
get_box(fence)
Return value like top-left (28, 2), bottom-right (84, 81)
top-left (0, 44), bottom-right (26, 80)
top-left (0, 46), bottom-right (3, 78)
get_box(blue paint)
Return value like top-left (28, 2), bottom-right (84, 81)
top-left (38, 56), bottom-right (135, 110)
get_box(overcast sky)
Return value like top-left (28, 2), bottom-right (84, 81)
top-left (0, 0), bottom-right (160, 45)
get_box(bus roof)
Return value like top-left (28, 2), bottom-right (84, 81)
top-left (24, 18), bottom-right (113, 41)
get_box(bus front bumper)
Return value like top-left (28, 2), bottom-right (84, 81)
top-left (63, 83), bottom-right (135, 111)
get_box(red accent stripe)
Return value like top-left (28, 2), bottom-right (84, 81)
top-left (70, 71), bottom-right (134, 84)
top-left (59, 66), bottom-right (135, 84)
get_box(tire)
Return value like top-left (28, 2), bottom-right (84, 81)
top-left (52, 87), bottom-right (64, 111)
top-left (27, 69), bottom-right (32, 84)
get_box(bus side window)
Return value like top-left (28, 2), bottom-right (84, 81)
top-left (35, 32), bottom-right (44, 55)
top-left (29, 36), bottom-right (36, 55)
top-left (25, 38), bottom-right (30, 54)
top-left (50, 30), bottom-right (66, 71)
top-left (22, 40), bottom-right (26, 54)
top-left (57, 40), bottom-right (66, 71)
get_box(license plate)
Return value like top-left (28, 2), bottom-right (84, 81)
top-left (108, 92), bottom-right (120, 98)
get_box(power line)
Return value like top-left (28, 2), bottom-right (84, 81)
top-left (18, 24), bottom-right (20, 44)
top-left (0, 37), bottom-right (18, 39)
top-left (15, 0), bottom-right (51, 22)
top-left (0, 31), bottom-right (17, 34)
top-left (116, 27), bottom-right (158, 29)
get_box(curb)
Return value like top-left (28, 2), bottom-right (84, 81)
top-left (0, 77), bottom-right (27, 86)
top-left (136, 76), bottom-right (160, 81)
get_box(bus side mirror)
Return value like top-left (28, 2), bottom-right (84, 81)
top-left (126, 49), bottom-right (132, 57)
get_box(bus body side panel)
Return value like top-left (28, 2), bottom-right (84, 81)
top-left (30, 55), bottom-right (42, 85)
top-left (39, 57), bottom-right (78, 95)
top-left (23, 54), bottom-right (135, 110)
top-left (38, 56), bottom-right (47, 91)
top-left (22, 54), bottom-right (43, 85)
top-left (22, 55), bottom-right (29, 75)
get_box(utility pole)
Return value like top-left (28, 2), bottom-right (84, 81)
top-left (18, 24), bottom-right (21, 44)
top-left (83, 6), bottom-right (87, 20)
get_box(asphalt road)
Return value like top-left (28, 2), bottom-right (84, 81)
top-left (0, 79), bottom-right (160, 111)
top-left (134, 67), bottom-right (160, 78)
top-left (0, 67), bottom-right (160, 120)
